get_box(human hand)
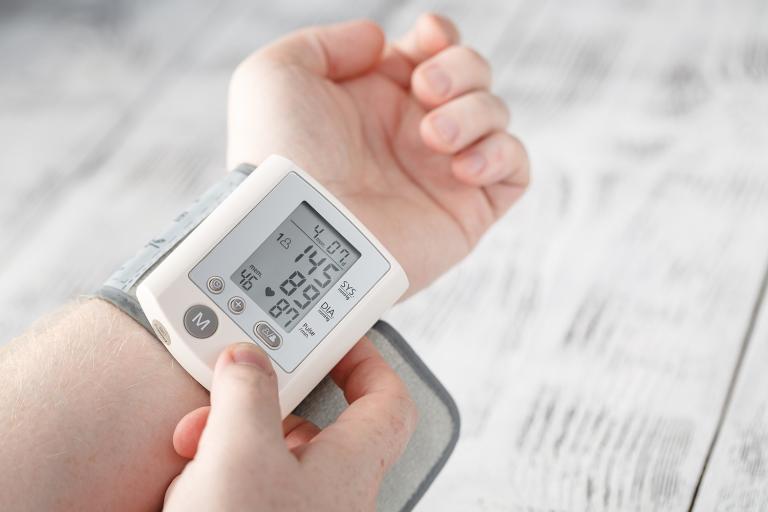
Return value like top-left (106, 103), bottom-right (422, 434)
top-left (163, 341), bottom-right (417, 511)
top-left (228, 14), bottom-right (530, 295)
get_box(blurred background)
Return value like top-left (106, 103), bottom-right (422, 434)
top-left (2, 0), bottom-right (768, 510)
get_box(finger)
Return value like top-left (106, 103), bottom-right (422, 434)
top-left (376, 46), bottom-right (416, 88)
top-left (420, 91), bottom-right (510, 154)
top-left (452, 131), bottom-right (529, 187)
top-left (173, 406), bottom-right (210, 459)
top-left (283, 415), bottom-right (322, 451)
top-left (378, 12), bottom-right (460, 88)
top-left (394, 13), bottom-right (459, 65)
top-left (328, 338), bottom-right (395, 402)
top-left (412, 46), bottom-right (492, 107)
top-left (259, 19), bottom-right (385, 80)
top-left (198, 343), bottom-right (285, 457)
top-left (479, 135), bottom-right (531, 217)
top-left (282, 414), bottom-right (305, 435)
top-left (302, 339), bottom-right (417, 485)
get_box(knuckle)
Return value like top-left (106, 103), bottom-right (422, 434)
top-left (474, 93), bottom-right (509, 124)
top-left (297, 27), bottom-right (322, 53)
top-left (429, 13), bottom-right (460, 44)
top-left (506, 135), bottom-right (531, 188)
top-left (458, 45), bottom-right (486, 66)
top-left (453, 46), bottom-right (491, 80)
top-left (493, 95), bottom-right (511, 123)
top-left (296, 28), bottom-right (331, 73)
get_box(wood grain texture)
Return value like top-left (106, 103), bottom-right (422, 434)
top-left (387, 1), bottom-right (768, 510)
top-left (1, 0), bottom-right (768, 510)
top-left (691, 271), bottom-right (768, 512)
top-left (693, 260), bottom-right (768, 512)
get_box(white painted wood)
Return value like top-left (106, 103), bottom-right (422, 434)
top-left (387, 1), bottom-right (768, 510)
top-left (2, 0), bottom-right (768, 510)
top-left (691, 279), bottom-right (768, 512)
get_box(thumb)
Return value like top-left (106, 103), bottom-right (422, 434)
top-left (260, 19), bottom-right (385, 80)
top-left (199, 343), bottom-right (285, 456)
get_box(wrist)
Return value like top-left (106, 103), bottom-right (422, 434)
top-left (89, 295), bottom-right (212, 432)
top-left (0, 298), bottom-right (209, 510)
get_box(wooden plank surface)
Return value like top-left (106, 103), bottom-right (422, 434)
top-left (691, 273), bottom-right (768, 511)
top-left (2, 1), bottom-right (768, 510)
top-left (388, 1), bottom-right (768, 509)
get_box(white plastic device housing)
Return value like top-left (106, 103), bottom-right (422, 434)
top-left (136, 155), bottom-right (408, 417)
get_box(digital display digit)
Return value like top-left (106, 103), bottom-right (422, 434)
top-left (231, 201), bottom-right (360, 331)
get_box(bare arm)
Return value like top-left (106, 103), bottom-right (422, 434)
top-left (0, 299), bottom-right (204, 510)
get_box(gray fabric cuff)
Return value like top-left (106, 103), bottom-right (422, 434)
top-left (296, 321), bottom-right (460, 511)
top-left (96, 164), bottom-right (257, 329)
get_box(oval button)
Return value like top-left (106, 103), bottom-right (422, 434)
top-left (254, 321), bottom-right (282, 349)
top-left (183, 305), bottom-right (219, 339)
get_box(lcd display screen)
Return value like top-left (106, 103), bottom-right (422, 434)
top-left (231, 201), bottom-right (360, 331)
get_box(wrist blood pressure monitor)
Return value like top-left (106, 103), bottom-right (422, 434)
top-left (99, 155), bottom-right (460, 510)
top-left (133, 156), bottom-right (408, 416)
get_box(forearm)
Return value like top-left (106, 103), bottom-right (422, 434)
top-left (0, 299), bottom-right (206, 511)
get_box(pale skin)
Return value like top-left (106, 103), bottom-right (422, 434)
top-left (0, 14), bottom-right (528, 512)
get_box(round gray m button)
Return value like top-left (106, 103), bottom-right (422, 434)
top-left (183, 305), bottom-right (219, 339)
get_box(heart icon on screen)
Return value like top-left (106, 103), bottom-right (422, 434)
top-left (265, 287), bottom-right (275, 297)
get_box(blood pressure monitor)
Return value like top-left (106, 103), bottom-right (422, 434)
top-left (135, 155), bottom-right (408, 416)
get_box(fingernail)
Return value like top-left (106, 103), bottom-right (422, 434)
top-left (462, 152), bottom-right (487, 175)
top-left (424, 65), bottom-right (450, 97)
top-left (431, 115), bottom-right (459, 144)
top-left (232, 343), bottom-right (272, 372)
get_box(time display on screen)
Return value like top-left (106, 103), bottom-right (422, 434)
top-left (231, 201), bottom-right (360, 332)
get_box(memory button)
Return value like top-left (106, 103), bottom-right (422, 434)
top-left (183, 305), bottom-right (219, 339)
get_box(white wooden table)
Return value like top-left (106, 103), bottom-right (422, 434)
top-left (2, 0), bottom-right (767, 510)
